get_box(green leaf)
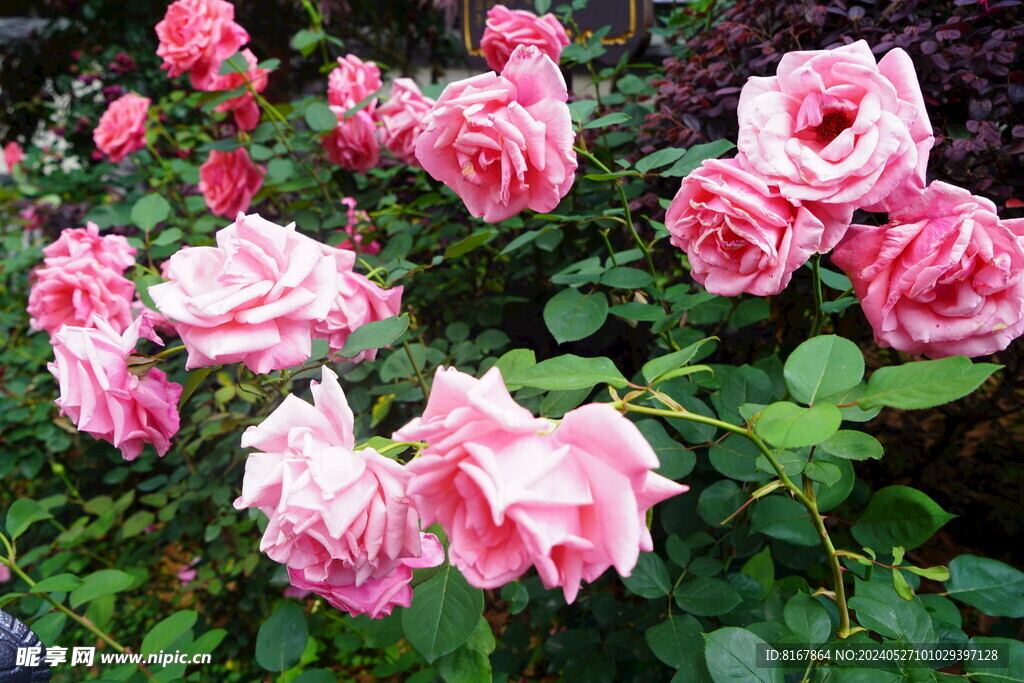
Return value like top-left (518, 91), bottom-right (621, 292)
top-left (152, 227), bottom-right (183, 247)
top-left (534, 0), bottom-right (552, 15)
top-left (444, 229), bottom-right (497, 259)
top-left (567, 99), bottom-right (598, 126)
top-left (645, 615), bottom-right (702, 668)
top-left (142, 610), bottom-right (197, 655)
top-left (543, 288), bottom-right (608, 344)
top-left (784, 592), bottom-right (831, 644)
top-left (857, 356), bottom-right (1001, 410)
top-left (609, 302), bottom-right (665, 321)
top-left (945, 555), bottom-right (1024, 618)
top-left (750, 497), bottom-right (820, 547)
top-left (817, 430), bottom-right (883, 461)
top-left (964, 637), bottom-right (1024, 682)
top-left (178, 367), bottom-right (215, 410)
top-left (583, 112), bottom-right (631, 129)
top-left (6, 499), bottom-right (53, 540)
top-left (507, 354), bottom-right (626, 391)
top-left (493, 349), bottom-right (536, 388)
top-left (754, 401), bottom-right (841, 448)
top-left (69, 569), bottom-right (135, 608)
top-left (704, 627), bottom-right (783, 683)
top-left (783, 335), bottom-right (864, 405)
top-left (338, 314), bottom-right (409, 358)
top-left (697, 480), bottom-right (743, 526)
top-left (674, 577), bottom-right (742, 616)
top-left (661, 140), bottom-right (736, 178)
top-left (304, 102), bottom-right (337, 132)
top-left (636, 419), bottom-right (695, 480)
top-left (291, 29), bottom-right (325, 53)
top-left (803, 461), bottom-right (841, 488)
top-left (892, 569), bottom-right (915, 600)
top-left (852, 486), bottom-right (956, 552)
top-left (905, 565), bottom-right (950, 582)
top-left (500, 581), bottom-right (528, 615)
top-left (437, 617), bottom-right (495, 683)
top-left (30, 611), bottom-right (67, 646)
top-left (740, 547), bottom-right (774, 599)
top-left (402, 565), bottom-right (484, 663)
top-left (641, 337), bottom-right (716, 384)
top-left (635, 148), bottom-right (687, 174)
top-left (600, 267), bottom-right (654, 289)
top-left (255, 603), bottom-right (308, 672)
top-left (217, 52), bottom-right (248, 75)
top-left (621, 552), bottom-right (672, 598)
top-left (30, 574), bottom-right (83, 594)
top-left (708, 433), bottom-right (763, 482)
top-left (130, 194), bottom-right (171, 232)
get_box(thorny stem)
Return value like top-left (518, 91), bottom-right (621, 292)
top-left (403, 340), bottom-right (430, 401)
top-left (610, 394), bottom-right (853, 638)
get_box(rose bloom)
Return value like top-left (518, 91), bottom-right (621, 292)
top-left (4, 141), bottom-right (24, 172)
top-left (323, 109), bottom-right (379, 172)
top-left (27, 223), bottom-right (138, 340)
top-left (415, 45), bottom-right (577, 223)
top-left (394, 367), bottom-right (688, 603)
top-left (327, 54), bottom-right (382, 110)
top-left (314, 256), bottom-right (403, 358)
top-left (93, 93), bottom-right (150, 163)
top-left (480, 4), bottom-right (570, 73)
top-left (205, 49), bottom-right (269, 131)
top-left (49, 316), bottom-right (182, 461)
top-left (376, 78), bottom-right (434, 166)
top-left (832, 181), bottom-right (1024, 358)
top-left (198, 148), bottom-right (265, 218)
top-left (155, 0), bottom-right (250, 89)
top-left (736, 40), bottom-right (933, 212)
top-left (149, 213), bottom-right (340, 374)
top-left (665, 158), bottom-right (852, 296)
top-left (234, 367), bottom-right (443, 618)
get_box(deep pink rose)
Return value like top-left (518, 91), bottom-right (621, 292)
top-left (415, 45), bottom-right (577, 223)
top-left (49, 317), bottom-right (182, 461)
top-left (327, 54), bottom-right (382, 111)
top-left (323, 109), bottom-right (379, 172)
top-left (205, 49), bottom-right (269, 131)
top-left (233, 367), bottom-right (443, 618)
top-left (28, 223), bottom-right (137, 340)
top-left (376, 78), bottom-right (434, 166)
top-left (155, 0), bottom-right (250, 89)
top-left (736, 40), bottom-right (933, 212)
top-left (665, 158), bottom-right (852, 296)
top-left (93, 93), bottom-right (150, 163)
top-left (148, 213), bottom-right (341, 373)
top-left (832, 181), bottom-right (1024, 358)
top-left (4, 141), bottom-right (24, 172)
top-left (394, 367), bottom-right (688, 603)
top-left (480, 4), bottom-right (570, 73)
top-left (334, 197), bottom-right (380, 255)
top-left (198, 148), bottom-right (265, 218)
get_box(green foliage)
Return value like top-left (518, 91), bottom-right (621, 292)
top-left (401, 565), bottom-right (484, 664)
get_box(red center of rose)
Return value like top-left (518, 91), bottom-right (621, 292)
top-left (814, 110), bottom-right (854, 144)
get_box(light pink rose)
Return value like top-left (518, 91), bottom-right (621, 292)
top-left (178, 557), bottom-right (200, 585)
top-left (155, 0), bottom-right (250, 89)
top-left (93, 93), bottom-right (150, 163)
top-left (394, 367), bottom-right (688, 603)
top-left (4, 141), bottom-right (24, 172)
top-left (376, 78), bottom-right (435, 166)
top-left (736, 40), bottom-right (933, 212)
top-left (313, 264), bottom-right (403, 358)
top-left (327, 54), bottom-right (382, 111)
top-left (334, 197), bottom-right (380, 255)
top-left (233, 366), bottom-right (443, 618)
top-left (205, 49), bottom-right (269, 131)
top-left (198, 148), bottom-right (265, 218)
top-left (49, 316), bottom-right (182, 461)
top-left (415, 45), bottom-right (578, 223)
top-left (148, 213), bottom-right (341, 373)
top-left (323, 109), bottom-right (379, 172)
top-left (665, 158), bottom-right (852, 296)
top-left (28, 223), bottom-right (137, 340)
top-left (480, 4), bottom-right (570, 73)
top-left (0, 565), bottom-right (10, 583)
top-left (832, 181), bottom-right (1024, 358)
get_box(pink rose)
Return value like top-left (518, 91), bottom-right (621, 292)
top-left (832, 181), bottom-right (1024, 358)
top-left (4, 141), bottom-right (24, 172)
top-left (334, 197), bottom-right (380, 255)
top-left (198, 148), bottom-right (265, 218)
top-left (178, 557), bottom-right (200, 585)
top-left (415, 45), bottom-right (578, 223)
top-left (480, 4), bottom-right (570, 73)
top-left (665, 158), bottom-right (852, 296)
top-left (205, 49), bottom-right (269, 131)
top-left (327, 54), bottom-right (382, 111)
top-left (394, 367), bottom-right (688, 603)
top-left (49, 317), bottom-right (182, 461)
top-left (736, 40), bottom-right (933, 212)
top-left (155, 0), bottom-right (250, 89)
top-left (313, 266), bottom-right (403, 358)
top-left (93, 93), bottom-right (150, 163)
top-left (323, 109), bottom-right (379, 172)
top-left (233, 366), bottom-right (443, 618)
top-left (149, 213), bottom-right (341, 373)
top-left (376, 78), bottom-right (434, 166)
top-left (27, 223), bottom-right (137, 340)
